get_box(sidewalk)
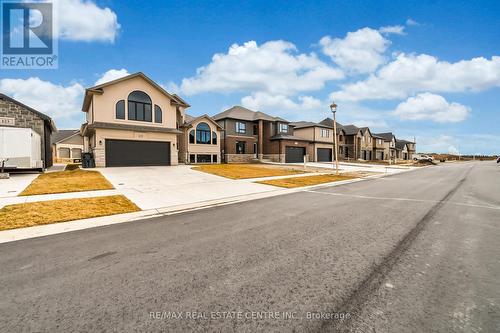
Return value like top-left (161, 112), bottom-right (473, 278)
top-left (0, 175), bottom-right (380, 244)
top-left (0, 189), bottom-right (119, 208)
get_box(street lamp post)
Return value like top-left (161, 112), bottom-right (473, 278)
top-left (330, 102), bottom-right (339, 175)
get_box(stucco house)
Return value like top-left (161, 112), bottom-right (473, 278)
top-left (51, 129), bottom-right (84, 162)
top-left (80, 72), bottom-right (190, 167)
top-left (178, 114), bottom-right (221, 164)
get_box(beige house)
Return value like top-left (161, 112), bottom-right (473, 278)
top-left (374, 132), bottom-right (397, 161)
top-left (291, 121), bottom-right (346, 162)
top-left (51, 129), bottom-right (84, 162)
top-left (80, 72), bottom-right (189, 167)
top-left (178, 114), bottom-right (221, 164)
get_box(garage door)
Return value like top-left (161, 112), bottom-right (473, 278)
top-left (285, 146), bottom-right (305, 163)
top-left (105, 139), bottom-right (170, 167)
top-left (317, 148), bottom-right (332, 162)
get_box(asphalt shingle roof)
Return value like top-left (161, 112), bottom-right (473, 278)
top-left (50, 129), bottom-right (80, 145)
top-left (213, 106), bottom-right (288, 122)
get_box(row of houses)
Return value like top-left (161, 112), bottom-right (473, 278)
top-left (1, 72), bottom-right (416, 169)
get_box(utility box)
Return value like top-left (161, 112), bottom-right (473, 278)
top-left (0, 126), bottom-right (44, 170)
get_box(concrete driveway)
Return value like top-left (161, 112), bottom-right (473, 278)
top-left (0, 173), bottom-right (39, 198)
top-left (99, 165), bottom-right (277, 210)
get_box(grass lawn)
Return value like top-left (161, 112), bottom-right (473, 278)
top-left (0, 195), bottom-right (140, 231)
top-left (257, 174), bottom-right (356, 188)
top-left (20, 169), bottom-right (114, 196)
top-left (192, 164), bottom-right (306, 179)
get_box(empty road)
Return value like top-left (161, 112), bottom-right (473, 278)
top-left (1, 161), bottom-right (499, 332)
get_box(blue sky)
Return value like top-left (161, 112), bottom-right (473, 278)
top-left (1, 0), bottom-right (499, 154)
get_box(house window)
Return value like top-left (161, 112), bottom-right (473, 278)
top-left (115, 100), bottom-right (125, 119)
top-left (197, 154), bottom-right (212, 163)
top-left (189, 130), bottom-right (195, 144)
top-left (154, 105), bottom-right (162, 123)
top-left (278, 123), bottom-right (288, 133)
top-left (253, 124), bottom-right (258, 135)
top-left (128, 91), bottom-right (152, 122)
top-left (236, 121), bottom-right (246, 134)
top-left (196, 122), bottom-right (211, 144)
top-left (213, 154), bottom-right (217, 163)
top-left (362, 137), bottom-right (365, 143)
top-left (321, 129), bottom-right (330, 137)
top-left (212, 131), bottom-right (217, 145)
top-left (236, 141), bottom-right (246, 154)
top-left (339, 135), bottom-right (343, 142)
top-left (190, 154), bottom-right (196, 163)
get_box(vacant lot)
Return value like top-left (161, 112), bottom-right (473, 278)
top-left (257, 174), bottom-right (356, 188)
top-left (193, 164), bottom-right (306, 179)
top-left (0, 195), bottom-right (140, 231)
top-left (20, 169), bottom-right (114, 196)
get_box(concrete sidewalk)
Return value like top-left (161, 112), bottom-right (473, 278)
top-left (0, 175), bottom-right (377, 244)
top-left (0, 189), bottom-right (120, 208)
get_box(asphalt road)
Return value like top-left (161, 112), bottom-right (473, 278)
top-left (1, 161), bottom-right (499, 332)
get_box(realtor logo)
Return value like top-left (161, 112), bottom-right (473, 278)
top-left (1, 1), bottom-right (58, 69)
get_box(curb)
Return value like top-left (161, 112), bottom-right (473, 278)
top-left (0, 167), bottom-right (422, 244)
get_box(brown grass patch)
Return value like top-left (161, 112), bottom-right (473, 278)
top-left (257, 174), bottom-right (356, 188)
top-left (192, 164), bottom-right (306, 179)
top-left (0, 195), bottom-right (140, 231)
top-left (20, 169), bottom-right (114, 196)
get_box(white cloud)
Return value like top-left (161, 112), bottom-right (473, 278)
top-left (394, 93), bottom-right (470, 123)
top-left (320, 27), bottom-right (390, 73)
top-left (379, 25), bottom-right (405, 35)
top-left (406, 18), bottom-right (419, 26)
top-left (0, 77), bottom-right (84, 121)
top-left (94, 69), bottom-right (130, 85)
top-left (57, 0), bottom-right (120, 42)
top-left (178, 40), bottom-right (344, 96)
top-left (241, 92), bottom-right (322, 112)
top-left (332, 54), bottom-right (500, 102)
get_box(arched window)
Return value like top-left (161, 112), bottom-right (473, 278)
top-left (128, 91), bottom-right (152, 122)
top-left (189, 130), bottom-right (195, 144)
top-left (154, 105), bottom-right (162, 123)
top-left (212, 131), bottom-right (217, 145)
top-left (196, 122), bottom-right (211, 144)
top-left (115, 100), bottom-right (125, 119)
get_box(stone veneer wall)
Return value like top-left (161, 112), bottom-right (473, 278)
top-left (225, 154), bottom-right (255, 163)
top-left (0, 99), bottom-right (47, 164)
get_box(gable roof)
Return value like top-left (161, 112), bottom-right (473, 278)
top-left (182, 113), bottom-right (223, 129)
top-left (81, 72), bottom-right (190, 112)
top-left (212, 106), bottom-right (288, 122)
top-left (397, 139), bottom-right (415, 144)
top-left (359, 127), bottom-right (372, 136)
top-left (373, 132), bottom-right (395, 141)
top-left (0, 93), bottom-right (57, 132)
top-left (290, 121), bottom-right (331, 129)
top-left (51, 129), bottom-right (81, 145)
top-left (395, 141), bottom-right (408, 150)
